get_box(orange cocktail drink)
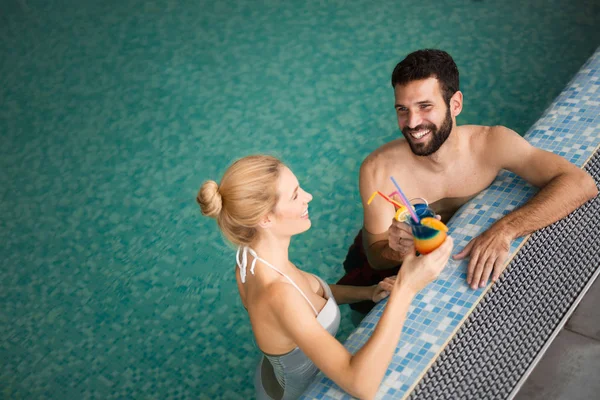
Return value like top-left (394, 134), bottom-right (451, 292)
top-left (399, 203), bottom-right (448, 255)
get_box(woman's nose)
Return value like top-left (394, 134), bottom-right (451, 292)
top-left (305, 191), bottom-right (313, 203)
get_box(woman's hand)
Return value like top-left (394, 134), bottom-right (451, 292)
top-left (398, 236), bottom-right (454, 293)
top-left (371, 276), bottom-right (396, 303)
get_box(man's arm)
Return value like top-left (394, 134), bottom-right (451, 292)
top-left (456, 126), bottom-right (598, 289)
top-left (330, 276), bottom-right (396, 305)
top-left (362, 230), bottom-right (406, 270)
top-left (359, 157), bottom-right (414, 270)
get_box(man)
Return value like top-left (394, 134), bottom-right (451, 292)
top-left (338, 49), bottom-right (597, 313)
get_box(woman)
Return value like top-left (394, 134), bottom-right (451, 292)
top-left (197, 155), bottom-right (453, 400)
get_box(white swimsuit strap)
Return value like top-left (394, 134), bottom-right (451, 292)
top-left (236, 246), bottom-right (319, 316)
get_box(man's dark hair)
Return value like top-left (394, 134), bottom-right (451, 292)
top-left (391, 49), bottom-right (459, 106)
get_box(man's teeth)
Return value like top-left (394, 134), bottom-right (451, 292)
top-left (411, 130), bottom-right (430, 139)
top-left (301, 209), bottom-right (309, 217)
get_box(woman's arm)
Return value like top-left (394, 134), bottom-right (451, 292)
top-left (271, 238), bottom-right (453, 399)
top-left (271, 280), bottom-right (415, 399)
top-left (330, 284), bottom-right (373, 304)
top-left (329, 278), bottom-right (395, 305)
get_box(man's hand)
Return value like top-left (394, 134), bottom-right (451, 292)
top-left (454, 226), bottom-right (511, 289)
top-left (371, 276), bottom-right (397, 303)
top-left (388, 218), bottom-right (415, 257)
top-left (388, 211), bottom-right (443, 259)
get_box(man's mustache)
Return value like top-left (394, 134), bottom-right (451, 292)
top-left (403, 124), bottom-right (436, 136)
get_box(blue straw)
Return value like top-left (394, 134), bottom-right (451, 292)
top-left (390, 176), bottom-right (420, 223)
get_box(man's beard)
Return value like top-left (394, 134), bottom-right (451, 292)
top-left (401, 107), bottom-right (453, 156)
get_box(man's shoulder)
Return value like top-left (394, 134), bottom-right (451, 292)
top-left (460, 125), bottom-right (529, 167)
top-left (360, 139), bottom-right (413, 189)
top-left (458, 124), bottom-right (491, 137)
top-left (460, 124), bottom-right (519, 149)
top-left (460, 124), bottom-right (516, 138)
top-left (362, 138), bottom-right (411, 170)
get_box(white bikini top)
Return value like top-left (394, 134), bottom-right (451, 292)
top-left (236, 246), bottom-right (320, 315)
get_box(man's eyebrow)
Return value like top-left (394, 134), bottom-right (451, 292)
top-left (395, 100), bottom-right (432, 108)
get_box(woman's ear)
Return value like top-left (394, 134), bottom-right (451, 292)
top-left (257, 213), bottom-right (273, 229)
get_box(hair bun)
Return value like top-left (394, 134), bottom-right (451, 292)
top-left (197, 180), bottom-right (222, 218)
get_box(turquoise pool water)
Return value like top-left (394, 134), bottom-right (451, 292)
top-left (1, 0), bottom-right (599, 398)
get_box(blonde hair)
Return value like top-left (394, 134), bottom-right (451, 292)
top-left (197, 155), bottom-right (284, 246)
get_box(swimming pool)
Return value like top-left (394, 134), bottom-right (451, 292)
top-left (1, 0), bottom-right (599, 398)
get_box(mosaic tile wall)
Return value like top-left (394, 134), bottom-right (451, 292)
top-left (302, 47), bottom-right (600, 400)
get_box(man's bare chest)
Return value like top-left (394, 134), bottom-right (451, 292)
top-left (408, 167), bottom-right (499, 222)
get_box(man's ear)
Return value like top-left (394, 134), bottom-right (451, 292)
top-left (451, 90), bottom-right (463, 117)
top-left (257, 213), bottom-right (274, 229)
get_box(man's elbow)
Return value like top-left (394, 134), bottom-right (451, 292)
top-left (366, 247), bottom-right (401, 271)
top-left (365, 250), bottom-right (385, 271)
top-left (369, 261), bottom-right (389, 271)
